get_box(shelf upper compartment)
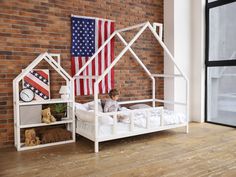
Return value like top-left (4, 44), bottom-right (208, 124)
top-left (19, 98), bottom-right (73, 106)
top-left (19, 119), bottom-right (73, 128)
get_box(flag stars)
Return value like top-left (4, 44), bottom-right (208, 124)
top-left (71, 18), bottom-right (96, 56)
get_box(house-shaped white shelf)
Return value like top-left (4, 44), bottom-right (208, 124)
top-left (13, 52), bottom-right (75, 151)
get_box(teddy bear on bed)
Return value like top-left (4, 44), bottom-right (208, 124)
top-left (42, 107), bottom-right (56, 124)
top-left (25, 129), bottom-right (40, 146)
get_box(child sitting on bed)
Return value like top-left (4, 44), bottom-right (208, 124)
top-left (104, 89), bottom-right (125, 122)
top-left (104, 89), bottom-right (121, 112)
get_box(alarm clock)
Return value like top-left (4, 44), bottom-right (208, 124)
top-left (19, 88), bottom-right (35, 102)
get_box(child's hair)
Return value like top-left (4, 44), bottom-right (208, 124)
top-left (109, 89), bottom-right (119, 98)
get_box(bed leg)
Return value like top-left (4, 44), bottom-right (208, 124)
top-left (185, 125), bottom-right (189, 134)
top-left (95, 141), bottom-right (99, 153)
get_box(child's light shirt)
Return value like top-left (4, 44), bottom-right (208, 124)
top-left (104, 98), bottom-right (120, 112)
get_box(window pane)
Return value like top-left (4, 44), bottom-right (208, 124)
top-left (207, 66), bottom-right (236, 126)
top-left (209, 2), bottom-right (236, 61)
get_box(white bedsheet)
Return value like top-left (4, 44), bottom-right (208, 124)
top-left (119, 107), bottom-right (186, 128)
top-left (76, 107), bottom-right (186, 137)
top-left (76, 119), bottom-right (143, 138)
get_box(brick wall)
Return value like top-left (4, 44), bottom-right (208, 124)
top-left (0, 0), bottom-right (163, 148)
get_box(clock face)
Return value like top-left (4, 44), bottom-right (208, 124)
top-left (20, 88), bottom-right (35, 102)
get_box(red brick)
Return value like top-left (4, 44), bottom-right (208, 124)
top-left (0, 0), bottom-right (163, 148)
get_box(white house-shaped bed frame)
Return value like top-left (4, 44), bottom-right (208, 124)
top-left (74, 21), bottom-right (189, 152)
top-left (13, 52), bottom-right (75, 151)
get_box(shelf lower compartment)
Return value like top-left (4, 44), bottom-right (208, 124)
top-left (19, 139), bottom-right (75, 151)
top-left (19, 119), bottom-right (73, 128)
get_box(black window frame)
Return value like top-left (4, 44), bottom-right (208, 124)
top-left (205, 0), bottom-right (236, 127)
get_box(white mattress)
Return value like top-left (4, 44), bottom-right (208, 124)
top-left (76, 108), bottom-right (186, 137)
top-left (77, 120), bottom-right (144, 138)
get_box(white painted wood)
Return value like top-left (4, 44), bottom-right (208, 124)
top-left (49, 53), bottom-right (61, 65)
top-left (94, 83), bottom-right (99, 152)
top-left (147, 23), bottom-right (189, 83)
top-left (160, 107), bottom-right (164, 126)
top-left (155, 99), bottom-right (186, 105)
top-left (117, 32), bottom-right (156, 107)
top-left (152, 74), bottom-right (183, 78)
top-left (20, 119), bottom-right (73, 128)
top-left (71, 81), bottom-right (76, 142)
top-left (96, 23), bottom-right (149, 84)
top-left (146, 110), bottom-right (150, 129)
top-left (95, 141), bottom-right (99, 153)
top-left (113, 114), bottom-right (117, 134)
top-left (116, 32), bottom-right (153, 78)
top-left (44, 55), bottom-right (72, 82)
top-left (19, 99), bottom-right (73, 106)
top-left (130, 112), bottom-right (134, 131)
top-left (153, 23), bottom-right (163, 41)
top-left (72, 21), bottom-right (189, 152)
top-left (13, 52), bottom-right (75, 151)
top-left (98, 107), bottom-right (163, 117)
top-left (116, 22), bottom-right (147, 33)
top-left (19, 140), bottom-right (74, 151)
top-left (152, 78), bottom-right (155, 107)
top-left (76, 128), bottom-right (95, 141)
top-left (98, 123), bottom-right (187, 142)
top-left (118, 99), bottom-right (153, 105)
top-left (13, 53), bottom-right (46, 83)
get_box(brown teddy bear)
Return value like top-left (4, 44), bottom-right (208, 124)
top-left (42, 107), bottom-right (56, 124)
top-left (25, 129), bottom-right (40, 146)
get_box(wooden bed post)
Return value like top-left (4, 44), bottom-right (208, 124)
top-left (186, 125), bottom-right (189, 134)
top-left (94, 82), bottom-right (99, 153)
top-left (95, 141), bottom-right (99, 153)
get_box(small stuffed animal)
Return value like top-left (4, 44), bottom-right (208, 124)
top-left (25, 129), bottom-right (40, 146)
top-left (42, 107), bottom-right (56, 124)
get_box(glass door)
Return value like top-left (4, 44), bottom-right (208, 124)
top-left (206, 0), bottom-right (236, 127)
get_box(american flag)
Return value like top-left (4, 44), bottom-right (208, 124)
top-left (71, 16), bottom-right (115, 96)
top-left (23, 69), bottom-right (50, 100)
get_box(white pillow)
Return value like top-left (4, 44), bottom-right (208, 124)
top-left (83, 100), bottom-right (101, 110)
top-left (75, 109), bottom-right (113, 125)
top-left (88, 102), bottom-right (103, 112)
top-left (99, 115), bottom-right (113, 125)
top-left (75, 102), bottom-right (88, 111)
top-left (129, 104), bottom-right (151, 110)
top-left (75, 109), bottom-right (94, 122)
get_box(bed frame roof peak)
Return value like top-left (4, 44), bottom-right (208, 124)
top-left (73, 21), bottom-right (189, 84)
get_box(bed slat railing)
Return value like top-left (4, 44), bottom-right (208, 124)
top-left (98, 107), bottom-right (162, 117)
top-left (118, 99), bottom-right (153, 105)
top-left (130, 112), bottom-right (134, 131)
top-left (160, 108), bottom-right (164, 126)
top-left (146, 110), bottom-right (150, 129)
top-left (113, 114), bottom-right (117, 134)
top-left (155, 99), bottom-right (186, 106)
top-left (152, 74), bottom-right (183, 78)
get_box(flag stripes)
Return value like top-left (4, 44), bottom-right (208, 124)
top-left (23, 70), bottom-right (50, 100)
top-left (71, 16), bottom-right (115, 96)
